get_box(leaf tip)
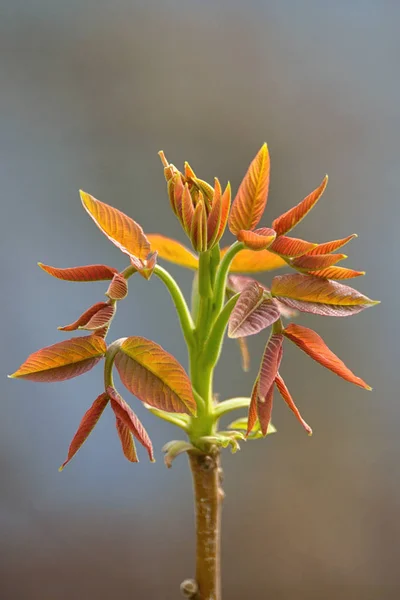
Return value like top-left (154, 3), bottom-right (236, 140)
top-left (7, 373), bottom-right (16, 379)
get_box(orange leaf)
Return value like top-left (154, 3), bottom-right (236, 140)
top-left (223, 247), bottom-right (286, 273)
top-left (114, 337), bottom-right (196, 415)
top-left (59, 303), bottom-right (115, 332)
top-left (106, 273), bottom-right (128, 300)
top-left (237, 228), bottom-right (276, 251)
top-left (207, 178), bottom-right (223, 246)
top-left (147, 234), bottom-right (198, 269)
top-left (58, 302), bottom-right (109, 331)
top-left (291, 253), bottom-right (347, 270)
top-left (190, 198), bottom-right (207, 252)
top-left (272, 175), bottom-right (328, 235)
top-left (275, 373), bottom-right (312, 435)
top-left (9, 336), bottom-right (107, 382)
top-left (182, 184), bottom-right (195, 234)
top-left (271, 273), bottom-right (378, 312)
top-left (269, 235), bottom-right (317, 257)
top-left (284, 323), bottom-right (371, 389)
top-left (229, 144), bottom-right (270, 234)
top-left (38, 263), bottom-right (117, 282)
top-left (108, 387), bottom-right (154, 461)
top-left (59, 392), bottom-right (109, 470)
top-left (216, 182), bottom-right (232, 241)
top-left (307, 234), bottom-right (357, 256)
top-left (80, 191), bottom-right (150, 260)
top-left (115, 418), bottom-right (138, 462)
top-left (308, 266), bottom-right (365, 280)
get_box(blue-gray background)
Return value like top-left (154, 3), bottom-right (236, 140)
top-left (1, 1), bottom-right (398, 599)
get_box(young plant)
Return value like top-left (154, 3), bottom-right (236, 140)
top-left (9, 144), bottom-right (378, 600)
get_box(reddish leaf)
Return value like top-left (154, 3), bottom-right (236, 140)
top-left (137, 251), bottom-right (158, 281)
top-left (291, 253), bottom-right (347, 270)
top-left (308, 266), bottom-right (365, 280)
top-left (227, 275), bottom-right (298, 320)
top-left (246, 378), bottom-right (259, 435)
top-left (182, 183), bottom-right (195, 234)
top-left (58, 302), bottom-right (109, 331)
top-left (272, 175), bottom-right (328, 235)
top-left (9, 336), bottom-right (107, 382)
top-left (59, 393), bottom-right (109, 470)
top-left (271, 274), bottom-right (379, 314)
top-left (307, 234), bottom-right (357, 256)
top-left (284, 323), bottom-right (371, 389)
top-left (223, 247), bottom-right (286, 273)
top-left (191, 199), bottom-right (207, 252)
top-left (257, 382), bottom-right (275, 436)
top-left (115, 418), bottom-right (138, 462)
top-left (228, 282), bottom-right (280, 338)
top-left (80, 191), bottom-right (151, 261)
top-left (38, 263), bottom-right (117, 282)
top-left (275, 373), bottom-right (312, 435)
top-left (216, 182), bottom-right (231, 241)
top-left (146, 234), bottom-right (198, 269)
top-left (206, 178), bottom-right (222, 246)
top-left (237, 228), bottom-right (276, 251)
top-left (106, 274), bottom-right (128, 300)
top-left (229, 144), bottom-right (270, 234)
top-left (269, 235), bottom-right (317, 257)
top-left (108, 387), bottom-right (154, 461)
top-left (59, 303), bottom-right (115, 332)
top-left (257, 334), bottom-right (284, 399)
top-left (114, 337), bottom-right (196, 415)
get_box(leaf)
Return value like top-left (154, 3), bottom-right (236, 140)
top-left (108, 386), bottom-right (154, 461)
top-left (229, 144), bottom-right (270, 234)
top-left (308, 266), bottom-right (365, 280)
top-left (59, 303), bottom-right (115, 332)
top-left (190, 199), bottom-right (207, 252)
top-left (228, 282), bottom-right (280, 338)
top-left (237, 228), bottom-right (276, 251)
top-left (114, 337), bottom-right (196, 415)
top-left (274, 373), bottom-right (312, 435)
top-left (182, 183), bottom-right (195, 234)
top-left (246, 378), bottom-right (259, 435)
top-left (163, 440), bottom-right (196, 468)
top-left (137, 250), bottom-right (158, 281)
top-left (228, 416), bottom-right (276, 438)
top-left (223, 247), bottom-right (286, 273)
top-left (227, 275), bottom-right (298, 320)
top-left (59, 393), bottom-right (109, 470)
top-left (257, 382), bottom-right (275, 436)
top-left (146, 234), bottom-right (198, 269)
top-left (291, 253), bottom-right (347, 270)
top-left (106, 273), bottom-right (128, 300)
top-left (257, 333), bottom-right (284, 399)
top-left (271, 274), bottom-right (379, 317)
top-left (9, 336), bottom-right (107, 382)
top-left (115, 418), bottom-right (138, 462)
top-left (38, 263), bottom-right (117, 282)
top-left (206, 178), bottom-right (222, 246)
top-left (307, 234), bottom-right (357, 256)
top-left (272, 175), bottom-right (328, 235)
top-left (215, 182), bottom-right (231, 242)
top-left (80, 191), bottom-right (151, 261)
top-left (269, 235), bottom-right (317, 257)
top-left (284, 323), bottom-right (371, 389)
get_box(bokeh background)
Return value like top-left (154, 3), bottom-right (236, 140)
top-left (1, 1), bottom-right (399, 598)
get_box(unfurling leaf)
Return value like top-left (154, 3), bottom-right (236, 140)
top-left (229, 144), bottom-right (270, 234)
top-left (284, 323), bottom-right (371, 389)
top-left (291, 253), bottom-right (347, 271)
top-left (106, 273), bottom-right (128, 300)
top-left (237, 228), bottom-right (276, 251)
top-left (162, 440), bottom-right (196, 468)
top-left (271, 273), bottom-right (379, 317)
top-left (80, 191), bottom-right (151, 260)
top-left (228, 282), bottom-right (280, 338)
top-left (306, 234), bottom-right (357, 256)
top-left (108, 387), bottom-right (154, 461)
top-left (257, 382), bottom-right (275, 436)
top-left (114, 337), bottom-right (196, 414)
top-left (307, 266), bottom-right (365, 280)
top-left (269, 235), bottom-right (317, 257)
top-left (257, 334), bottom-right (284, 399)
top-left (190, 199), bottom-right (207, 252)
top-left (38, 263), bottom-right (117, 282)
top-left (246, 378), bottom-right (259, 435)
top-left (274, 373), bottom-right (312, 435)
top-left (146, 234), bottom-right (199, 269)
top-left (228, 416), bottom-right (276, 438)
top-left (225, 247), bottom-right (286, 273)
top-left (59, 393), bottom-right (109, 470)
top-left (272, 175), bottom-right (328, 235)
top-left (9, 336), bottom-right (107, 382)
top-left (58, 303), bottom-right (115, 332)
top-left (115, 417), bottom-right (138, 462)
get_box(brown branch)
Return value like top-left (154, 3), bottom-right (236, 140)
top-left (188, 450), bottom-right (223, 600)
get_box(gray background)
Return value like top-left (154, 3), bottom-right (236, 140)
top-left (1, 1), bottom-right (398, 599)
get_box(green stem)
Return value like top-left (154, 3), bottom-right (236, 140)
top-left (203, 293), bottom-right (239, 368)
top-left (214, 396), bottom-right (251, 419)
top-left (213, 241), bottom-right (244, 315)
top-left (145, 407), bottom-right (189, 431)
top-left (104, 338), bottom-right (125, 389)
top-left (153, 264), bottom-right (195, 348)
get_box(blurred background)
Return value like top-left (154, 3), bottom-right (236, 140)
top-left (1, 1), bottom-right (399, 598)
